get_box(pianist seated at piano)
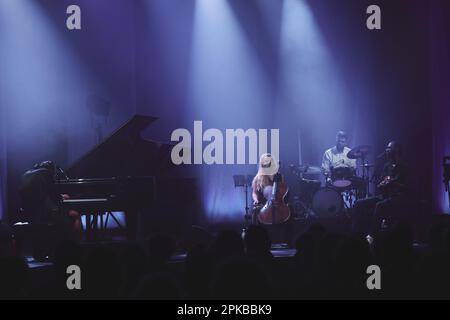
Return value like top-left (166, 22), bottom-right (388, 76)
top-left (18, 161), bottom-right (82, 241)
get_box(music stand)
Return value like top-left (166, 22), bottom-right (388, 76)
top-left (233, 175), bottom-right (254, 225)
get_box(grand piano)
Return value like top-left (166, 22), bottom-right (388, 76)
top-left (55, 114), bottom-right (196, 241)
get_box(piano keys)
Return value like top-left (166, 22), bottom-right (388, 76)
top-left (57, 176), bottom-right (156, 212)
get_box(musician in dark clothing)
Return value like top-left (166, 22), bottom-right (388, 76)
top-left (18, 161), bottom-right (81, 240)
top-left (352, 141), bottom-right (409, 237)
top-left (19, 161), bottom-right (60, 224)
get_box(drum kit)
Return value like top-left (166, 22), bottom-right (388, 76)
top-left (291, 145), bottom-right (373, 220)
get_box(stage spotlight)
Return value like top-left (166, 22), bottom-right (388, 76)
top-left (187, 0), bottom-right (272, 221)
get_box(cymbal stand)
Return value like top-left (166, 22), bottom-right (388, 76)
top-left (290, 166), bottom-right (316, 220)
top-left (361, 153), bottom-right (371, 198)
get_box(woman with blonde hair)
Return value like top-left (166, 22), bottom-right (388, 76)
top-left (251, 153), bottom-right (278, 206)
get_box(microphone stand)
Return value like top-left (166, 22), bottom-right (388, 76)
top-left (361, 153), bottom-right (370, 198)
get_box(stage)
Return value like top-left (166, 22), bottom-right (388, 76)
top-left (0, 0), bottom-right (450, 301)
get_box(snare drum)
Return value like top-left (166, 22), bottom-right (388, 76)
top-left (312, 188), bottom-right (344, 217)
top-left (330, 167), bottom-right (355, 189)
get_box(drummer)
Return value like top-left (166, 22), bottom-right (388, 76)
top-left (321, 130), bottom-right (356, 184)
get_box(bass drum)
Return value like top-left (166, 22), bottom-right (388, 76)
top-left (312, 188), bottom-right (344, 218)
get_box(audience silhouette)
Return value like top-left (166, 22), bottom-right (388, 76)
top-left (1, 219), bottom-right (450, 299)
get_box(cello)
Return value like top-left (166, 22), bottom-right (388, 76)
top-left (258, 171), bottom-right (291, 225)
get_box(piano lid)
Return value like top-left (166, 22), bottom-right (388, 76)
top-left (66, 114), bottom-right (174, 179)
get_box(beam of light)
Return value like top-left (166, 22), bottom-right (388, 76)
top-left (0, 1), bottom-right (95, 115)
top-left (188, 0), bottom-right (272, 222)
top-left (189, 0), bottom-right (269, 126)
top-left (138, 0), bottom-right (197, 141)
top-left (278, 0), bottom-right (353, 164)
top-left (0, 0), bottom-right (106, 220)
top-left (0, 0), bottom-right (103, 165)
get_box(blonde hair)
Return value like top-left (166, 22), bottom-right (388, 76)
top-left (252, 174), bottom-right (274, 193)
top-left (253, 153), bottom-right (275, 192)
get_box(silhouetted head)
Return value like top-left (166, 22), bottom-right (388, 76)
top-left (244, 225), bottom-right (271, 257)
top-left (0, 223), bottom-right (15, 257)
top-left (428, 222), bottom-right (447, 251)
top-left (211, 257), bottom-right (272, 299)
top-left (185, 245), bottom-right (213, 299)
top-left (54, 240), bottom-right (83, 275)
top-left (382, 222), bottom-right (413, 267)
top-left (295, 233), bottom-right (315, 261)
top-left (0, 256), bottom-right (29, 299)
top-left (307, 223), bottom-right (327, 238)
top-left (331, 235), bottom-right (372, 298)
top-left (186, 245), bottom-right (212, 275)
top-left (33, 160), bottom-right (56, 178)
top-left (148, 234), bottom-right (176, 267)
top-left (214, 230), bottom-right (244, 261)
top-left (133, 272), bottom-right (181, 300)
top-left (85, 246), bottom-right (121, 299)
top-left (120, 243), bottom-right (147, 273)
top-left (119, 243), bottom-right (149, 296)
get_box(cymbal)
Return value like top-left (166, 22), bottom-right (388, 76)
top-left (347, 145), bottom-right (372, 159)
